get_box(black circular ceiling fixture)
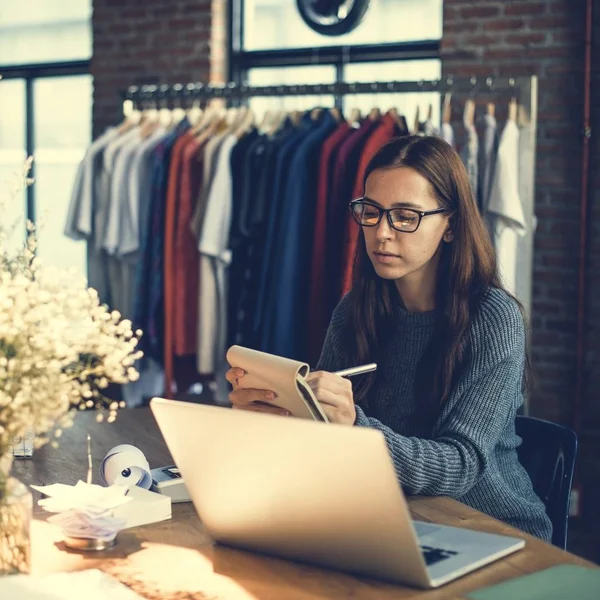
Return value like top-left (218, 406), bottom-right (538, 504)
top-left (297, 0), bottom-right (371, 36)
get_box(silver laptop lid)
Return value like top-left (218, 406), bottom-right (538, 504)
top-left (150, 398), bottom-right (431, 587)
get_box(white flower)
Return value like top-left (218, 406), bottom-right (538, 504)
top-left (0, 159), bottom-right (143, 453)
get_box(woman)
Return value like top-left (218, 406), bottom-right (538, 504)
top-left (226, 135), bottom-right (552, 541)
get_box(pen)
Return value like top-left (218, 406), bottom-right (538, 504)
top-left (334, 363), bottom-right (377, 378)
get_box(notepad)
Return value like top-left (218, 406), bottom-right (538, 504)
top-left (226, 345), bottom-right (329, 421)
top-left (467, 565), bottom-right (600, 600)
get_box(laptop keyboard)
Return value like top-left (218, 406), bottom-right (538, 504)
top-left (420, 545), bottom-right (459, 566)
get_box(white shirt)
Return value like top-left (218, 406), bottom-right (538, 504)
top-left (64, 127), bottom-right (118, 240)
top-left (486, 119), bottom-right (526, 295)
top-left (197, 134), bottom-right (237, 375)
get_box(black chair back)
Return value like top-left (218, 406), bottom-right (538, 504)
top-left (515, 415), bottom-right (577, 550)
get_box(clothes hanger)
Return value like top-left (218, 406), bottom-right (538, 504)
top-left (508, 97), bottom-right (517, 122)
top-left (442, 92), bottom-right (452, 125)
top-left (413, 105), bottom-right (420, 133)
top-left (289, 109), bottom-right (303, 127)
top-left (369, 106), bottom-right (381, 121)
top-left (267, 108), bottom-right (288, 136)
top-left (463, 98), bottom-right (475, 128)
top-left (234, 106), bottom-right (256, 139)
top-left (347, 107), bottom-right (362, 126)
top-left (329, 107), bottom-right (343, 123)
top-left (486, 101), bottom-right (495, 118)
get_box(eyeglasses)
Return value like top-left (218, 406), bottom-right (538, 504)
top-left (349, 198), bottom-right (448, 233)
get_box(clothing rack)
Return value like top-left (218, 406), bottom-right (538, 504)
top-left (124, 76), bottom-right (534, 105)
top-left (120, 75), bottom-right (538, 414)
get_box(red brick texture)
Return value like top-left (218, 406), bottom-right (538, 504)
top-left (443, 0), bottom-right (600, 561)
top-left (92, 0), bottom-right (225, 138)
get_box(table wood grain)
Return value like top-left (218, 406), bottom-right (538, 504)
top-left (11, 407), bottom-right (596, 600)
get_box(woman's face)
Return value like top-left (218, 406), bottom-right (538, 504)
top-left (362, 166), bottom-right (451, 286)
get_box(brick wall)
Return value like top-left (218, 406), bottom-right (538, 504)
top-left (92, 0), bottom-right (224, 138)
top-left (443, 0), bottom-right (599, 561)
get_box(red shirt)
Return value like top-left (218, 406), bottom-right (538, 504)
top-left (341, 114), bottom-right (401, 295)
top-left (308, 122), bottom-right (352, 365)
top-left (163, 132), bottom-right (195, 397)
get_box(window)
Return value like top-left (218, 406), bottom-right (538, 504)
top-left (343, 60), bottom-right (442, 127)
top-left (248, 65), bottom-right (336, 114)
top-left (0, 79), bottom-right (26, 253)
top-left (34, 75), bottom-right (92, 275)
top-left (0, 0), bottom-right (91, 278)
top-left (243, 0), bottom-right (442, 51)
top-left (233, 0), bottom-right (442, 116)
top-left (0, 0), bottom-right (92, 65)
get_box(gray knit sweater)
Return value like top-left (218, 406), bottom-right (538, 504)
top-left (316, 287), bottom-right (552, 541)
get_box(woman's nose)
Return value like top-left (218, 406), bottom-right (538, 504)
top-left (375, 215), bottom-right (394, 241)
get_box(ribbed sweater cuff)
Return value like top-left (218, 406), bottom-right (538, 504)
top-left (354, 406), bottom-right (370, 427)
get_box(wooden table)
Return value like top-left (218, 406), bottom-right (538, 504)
top-left (12, 408), bottom-right (596, 600)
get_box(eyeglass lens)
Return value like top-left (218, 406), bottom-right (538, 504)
top-left (352, 203), bottom-right (420, 232)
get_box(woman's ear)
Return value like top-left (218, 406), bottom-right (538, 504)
top-left (443, 227), bottom-right (454, 243)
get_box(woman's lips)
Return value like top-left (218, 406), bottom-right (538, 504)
top-left (372, 252), bottom-right (401, 264)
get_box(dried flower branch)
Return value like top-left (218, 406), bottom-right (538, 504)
top-left (0, 159), bottom-right (142, 463)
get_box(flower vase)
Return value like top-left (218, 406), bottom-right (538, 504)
top-left (0, 452), bottom-right (32, 575)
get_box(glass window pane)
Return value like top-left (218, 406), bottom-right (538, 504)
top-left (343, 60), bottom-right (442, 130)
top-left (247, 65), bottom-right (336, 114)
top-left (34, 75), bottom-right (92, 278)
top-left (244, 0), bottom-right (442, 51)
top-left (0, 0), bottom-right (92, 65)
top-left (0, 79), bottom-right (26, 253)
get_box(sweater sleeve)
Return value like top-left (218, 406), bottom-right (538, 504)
top-left (355, 295), bottom-right (526, 498)
top-left (314, 294), bottom-right (352, 373)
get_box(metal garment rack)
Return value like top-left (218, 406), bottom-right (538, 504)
top-left (124, 75), bottom-right (534, 108)
top-left (123, 75), bottom-right (538, 412)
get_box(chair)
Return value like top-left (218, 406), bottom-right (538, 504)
top-left (515, 415), bottom-right (577, 550)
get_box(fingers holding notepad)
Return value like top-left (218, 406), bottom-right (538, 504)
top-left (225, 367), bottom-right (290, 416)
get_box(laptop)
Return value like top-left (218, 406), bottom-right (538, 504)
top-left (150, 398), bottom-right (525, 589)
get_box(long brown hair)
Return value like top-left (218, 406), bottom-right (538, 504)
top-left (348, 135), bottom-right (526, 426)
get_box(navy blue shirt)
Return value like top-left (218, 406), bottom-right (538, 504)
top-left (263, 111), bottom-right (339, 360)
top-left (254, 115), bottom-right (318, 347)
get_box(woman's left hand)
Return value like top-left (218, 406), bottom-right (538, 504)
top-left (305, 371), bottom-right (356, 425)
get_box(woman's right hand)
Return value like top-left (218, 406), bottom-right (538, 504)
top-left (225, 368), bottom-right (291, 416)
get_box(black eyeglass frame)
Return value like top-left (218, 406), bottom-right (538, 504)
top-left (349, 198), bottom-right (448, 233)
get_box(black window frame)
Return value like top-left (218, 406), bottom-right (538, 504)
top-left (0, 59), bottom-right (91, 224)
top-left (228, 0), bottom-right (441, 108)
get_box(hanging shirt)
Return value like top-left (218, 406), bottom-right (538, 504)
top-left (134, 118), bottom-right (190, 363)
top-left (255, 115), bottom-right (317, 350)
top-left (325, 118), bottom-right (380, 319)
top-left (441, 122), bottom-right (455, 147)
top-left (486, 119), bottom-right (526, 296)
top-left (240, 124), bottom-right (296, 349)
top-left (122, 126), bottom-right (167, 257)
top-left (227, 129), bottom-right (264, 349)
top-left (265, 111), bottom-right (338, 360)
top-left (64, 127), bottom-right (119, 304)
top-left (65, 127), bottom-right (118, 240)
top-left (197, 134), bottom-right (237, 375)
top-left (308, 121), bottom-right (352, 365)
top-left (461, 122), bottom-right (479, 201)
top-left (163, 132), bottom-right (195, 396)
top-left (341, 112), bottom-right (406, 296)
top-left (478, 113), bottom-right (498, 214)
top-left (173, 136), bottom-right (207, 357)
top-left (190, 129), bottom-right (229, 240)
